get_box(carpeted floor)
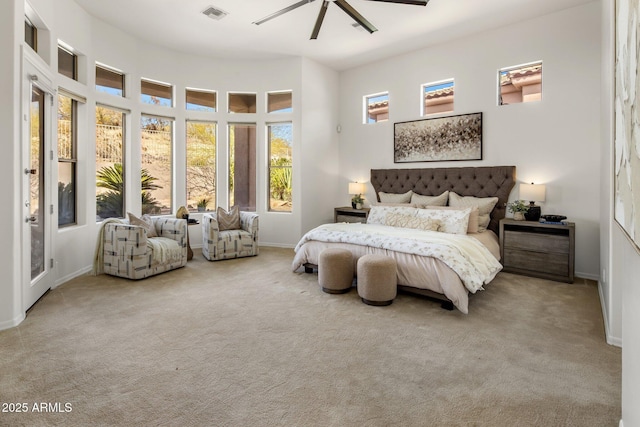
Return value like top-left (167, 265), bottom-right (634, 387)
top-left (0, 247), bottom-right (621, 426)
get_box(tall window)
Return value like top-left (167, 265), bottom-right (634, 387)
top-left (96, 64), bottom-right (125, 97)
top-left (499, 61), bottom-right (542, 105)
top-left (141, 115), bottom-right (173, 214)
top-left (268, 123), bottom-right (292, 212)
top-left (228, 123), bottom-right (256, 211)
top-left (422, 79), bottom-right (454, 115)
top-left (58, 94), bottom-right (77, 226)
top-left (58, 45), bottom-right (77, 80)
top-left (267, 91), bottom-right (292, 113)
top-left (186, 88), bottom-right (216, 112)
top-left (95, 105), bottom-right (125, 220)
top-left (364, 92), bottom-right (389, 124)
top-left (141, 79), bottom-right (173, 107)
top-left (25, 17), bottom-right (37, 51)
top-left (186, 121), bottom-right (216, 212)
top-left (228, 93), bottom-right (257, 113)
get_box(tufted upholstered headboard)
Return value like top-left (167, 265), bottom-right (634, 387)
top-left (370, 166), bottom-right (516, 235)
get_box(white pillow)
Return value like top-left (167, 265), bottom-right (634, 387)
top-left (414, 207), bottom-right (471, 235)
top-left (425, 206), bottom-right (480, 233)
top-left (384, 213), bottom-right (441, 232)
top-left (367, 205), bottom-right (418, 225)
top-left (411, 191), bottom-right (449, 207)
top-left (448, 192), bottom-right (498, 233)
top-left (378, 190), bottom-right (413, 204)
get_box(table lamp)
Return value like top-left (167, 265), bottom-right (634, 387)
top-left (520, 183), bottom-right (546, 221)
top-left (348, 182), bottom-right (365, 208)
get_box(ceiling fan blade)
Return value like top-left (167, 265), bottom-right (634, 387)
top-left (335, 0), bottom-right (377, 34)
top-left (310, 1), bottom-right (330, 40)
top-left (364, 0), bottom-right (429, 5)
top-left (252, 0), bottom-right (317, 25)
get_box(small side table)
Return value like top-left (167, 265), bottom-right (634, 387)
top-left (186, 220), bottom-right (199, 261)
top-left (334, 207), bottom-right (370, 223)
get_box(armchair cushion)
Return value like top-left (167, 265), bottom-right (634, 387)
top-left (202, 211), bottom-right (259, 261)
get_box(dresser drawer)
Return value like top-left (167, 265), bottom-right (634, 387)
top-left (503, 249), bottom-right (569, 277)
top-left (336, 214), bottom-right (366, 223)
top-left (503, 230), bottom-right (569, 254)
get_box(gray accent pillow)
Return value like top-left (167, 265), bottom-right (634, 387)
top-left (448, 192), bottom-right (498, 233)
top-left (411, 191), bottom-right (449, 207)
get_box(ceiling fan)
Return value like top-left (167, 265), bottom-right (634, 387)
top-left (252, 0), bottom-right (429, 40)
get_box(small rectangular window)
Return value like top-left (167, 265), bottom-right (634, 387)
top-left (268, 123), bottom-right (292, 212)
top-left (58, 45), bottom-right (77, 80)
top-left (58, 94), bottom-right (77, 226)
top-left (186, 88), bottom-right (216, 112)
top-left (186, 121), bottom-right (217, 212)
top-left (267, 91), bottom-right (292, 113)
top-left (141, 79), bottom-right (173, 107)
top-left (499, 61), bottom-right (542, 105)
top-left (96, 64), bottom-right (125, 97)
top-left (422, 79), bottom-right (454, 116)
top-left (25, 17), bottom-right (37, 51)
top-left (364, 92), bottom-right (389, 124)
top-left (228, 93), bottom-right (257, 113)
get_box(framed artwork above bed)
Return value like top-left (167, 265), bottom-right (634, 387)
top-left (394, 112), bottom-right (482, 163)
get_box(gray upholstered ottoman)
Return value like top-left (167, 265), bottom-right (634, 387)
top-left (357, 254), bottom-right (397, 306)
top-left (318, 248), bottom-right (354, 294)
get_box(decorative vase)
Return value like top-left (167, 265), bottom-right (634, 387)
top-left (514, 211), bottom-right (525, 221)
top-left (351, 202), bottom-right (357, 209)
top-left (356, 203), bottom-right (362, 210)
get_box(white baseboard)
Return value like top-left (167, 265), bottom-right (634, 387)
top-left (576, 271), bottom-right (599, 281)
top-left (599, 280), bottom-right (622, 347)
top-left (619, 419), bottom-right (623, 427)
top-left (0, 313), bottom-right (26, 331)
top-left (54, 266), bottom-right (92, 289)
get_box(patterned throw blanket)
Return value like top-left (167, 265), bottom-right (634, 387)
top-left (294, 223), bottom-right (502, 293)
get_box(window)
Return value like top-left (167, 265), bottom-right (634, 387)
top-left (267, 91), bottom-right (292, 113)
top-left (228, 93), bottom-right (256, 113)
top-left (58, 45), bottom-right (77, 80)
top-left (499, 61), bottom-right (542, 105)
top-left (186, 121), bottom-right (216, 213)
top-left (141, 79), bottom-right (173, 107)
top-left (95, 105), bottom-right (125, 220)
top-left (141, 115), bottom-right (173, 214)
top-left (25, 17), bottom-right (37, 51)
top-left (57, 94), bottom-right (77, 227)
top-left (228, 123), bottom-right (256, 211)
top-left (96, 64), bottom-right (125, 97)
top-left (268, 123), bottom-right (292, 212)
top-left (186, 88), bottom-right (216, 112)
top-left (422, 79), bottom-right (454, 115)
top-left (364, 92), bottom-right (389, 123)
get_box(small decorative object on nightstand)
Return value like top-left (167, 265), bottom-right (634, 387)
top-left (499, 218), bottom-right (575, 283)
top-left (519, 182), bottom-right (546, 222)
top-left (334, 206), bottom-right (370, 223)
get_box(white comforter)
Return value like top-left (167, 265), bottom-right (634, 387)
top-left (293, 223), bottom-right (502, 294)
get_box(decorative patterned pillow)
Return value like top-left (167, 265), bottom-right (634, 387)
top-left (425, 206), bottom-right (480, 233)
top-left (411, 191), bottom-right (449, 207)
top-left (367, 206), bottom-right (418, 225)
top-left (384, 213), bottom-right (441, 231)
top-left (217, 206), bottom-right (241, 231)
top-left (378, 190), bottom-right (413, 204)
top-left (448, 192), bottom-right (498, 233)
top-left (128, 212), bottom-right (158, 237)
top-left (414, 207), bottom-right (471, 235)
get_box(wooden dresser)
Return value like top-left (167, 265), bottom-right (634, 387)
top-left (499, 219), bottom-right (575, 283)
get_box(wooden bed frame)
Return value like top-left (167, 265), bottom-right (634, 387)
top-left (306, 165), bottom-right (516, 309)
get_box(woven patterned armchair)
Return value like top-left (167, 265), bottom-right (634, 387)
top-left (102, 217), bottom-right (188, 279)
top-left (202, 211), bottom-right (259, 261)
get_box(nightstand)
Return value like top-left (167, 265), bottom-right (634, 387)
top-left (499, 219), bottom-right (575, 283)
top-left (334, 207), bottom-right (370, 223)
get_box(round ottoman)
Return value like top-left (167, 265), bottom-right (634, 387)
top-left (318, 248), bottom-right (354, 294)
top-left (357, 255), bottom-right (397, 306)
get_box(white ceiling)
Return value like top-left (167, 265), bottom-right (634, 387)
top-left (72, 0), bottom-right (595, 71)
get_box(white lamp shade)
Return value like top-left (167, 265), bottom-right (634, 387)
top-left (348, 182), bottom-right (365, 195)
top-left (520, 183), bottom-right (546, 202)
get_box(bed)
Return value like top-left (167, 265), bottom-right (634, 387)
top-left (292, 166), bottom-right (516, 313)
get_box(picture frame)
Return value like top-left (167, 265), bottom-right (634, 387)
top-left (394, 112), bottom-right (482, 163)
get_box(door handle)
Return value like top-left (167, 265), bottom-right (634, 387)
top-left (25, 216), bottom-right (37, 223)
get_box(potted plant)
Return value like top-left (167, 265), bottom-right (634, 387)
top-left (197, 197), bottom-right (211, 212)
top-left (351, 193), bottom-right (364, 210)
top-left (507, 199), bottom-right (529, 220)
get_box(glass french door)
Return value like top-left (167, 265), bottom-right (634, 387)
top-left (29, 86), bottom-right (46, 281)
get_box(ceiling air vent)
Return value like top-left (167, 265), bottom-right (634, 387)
top-left (202, 6), bottom-right (228, 21)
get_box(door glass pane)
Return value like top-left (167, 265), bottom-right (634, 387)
top-left (30, 86), bottom-right (45, 279)
top-left (95, 106), bottom-right (125, 220)
top-left (228, 124), bottom-right (256, 211)
top-left (186, 121), bottom-right (216, 213)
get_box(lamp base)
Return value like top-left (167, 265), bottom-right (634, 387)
top-left (524, 205), bottom-right (541, 221)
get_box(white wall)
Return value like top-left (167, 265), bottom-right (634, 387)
top-left (338, 2), bottom-right (602, 280)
